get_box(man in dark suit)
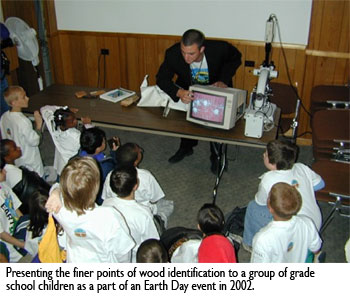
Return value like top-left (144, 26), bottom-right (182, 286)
top-left (156, 29), bottom-right (242, 173)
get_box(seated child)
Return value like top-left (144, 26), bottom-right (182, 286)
top-left (40, 105), bottom-right (93, 176)
top-left (45, 156), bottom-right (135, 263)
top-left (136, 239), bottom-right (168, 263)
top-left (0, 86), bottom-right (44, 176)
top-left (160, 227), bottom-right (203, 263)
top-left (102, 166), bottom-right (159, 262)
top-left (0, 157), bottom-right (25, 262)
top-left (243, 140), bottom-right (325, 248)
top-left (79, 127), bottom-right (119, 204)
top-left (251, 182), bottom-right (322, 263)
top-left (102, 142), bottom-right (172, 226)
top-left (0, 139), bottom-right (50, 214)
top-left (197, 203), bottom-right (237, 263)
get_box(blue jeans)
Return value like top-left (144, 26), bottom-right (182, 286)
top-left (243, 200), bottom-right (272, 247)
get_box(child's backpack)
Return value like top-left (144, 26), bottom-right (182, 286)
top-left (223, 206), bottom-right (246, 236)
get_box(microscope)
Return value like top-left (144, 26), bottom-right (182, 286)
top-left (244, 14), bottom-right (278, 138)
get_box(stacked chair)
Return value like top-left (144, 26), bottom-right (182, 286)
top-left (269, 82), bottom-right (299, 135)
top-left (310, 85), bottom-right (349, 117)
top-left (310, 84), bottom-right (350, 233)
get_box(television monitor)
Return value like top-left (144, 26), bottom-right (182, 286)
top-left (186, 85), bottom-right (247, 130)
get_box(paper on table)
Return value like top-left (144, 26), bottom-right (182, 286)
top-left (137, 75), bottom-right (187, 112)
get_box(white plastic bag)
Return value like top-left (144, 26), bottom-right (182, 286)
top-left (137, 75), bottom-right (187, 112)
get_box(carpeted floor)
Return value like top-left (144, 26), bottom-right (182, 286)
top-left (39, 125), bottom-right (349, 263)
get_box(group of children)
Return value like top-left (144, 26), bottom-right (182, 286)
top-left (0, 85), bottom-right (329, 263)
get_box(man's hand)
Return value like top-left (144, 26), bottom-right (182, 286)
top-left (45, 188), bottom-right (62, 214)
top-left (34, 110), bottom-right (43, 130)
top-left (212, 81), bottom-right (228, 88)
top-left (111, 136), bottom-right (120, 151)
top-left (176, 88), bottom-right (194, 104)
top-left (81, 116), bottom-right (92, 125)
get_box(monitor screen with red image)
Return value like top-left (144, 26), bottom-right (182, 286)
top-left (190, 91), bottom-right (226, 124)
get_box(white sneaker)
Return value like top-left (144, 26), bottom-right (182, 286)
top-left (227, 233), bottom-right (243, 244)
top-left (242, 242), bottom-right (253, 253)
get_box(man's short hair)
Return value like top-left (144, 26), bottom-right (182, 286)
top-left (60, 156), bottom-right (100, 215)
top-left (110, 166), bottom-right (137, 198)
top-left (136, 239), bottom-right (168, 263)
top-left (4, 85), bottom-right (23, 106)
top-left (267, 140), bottom-right (298, 170)
top-left (181, 29), bottom-right (205, 48)
top-left (269, 182), bottom-right (302, 219)
top-left (80, 127), bottom-right (106, 154)
top-left (115, 143), bottom-right (139, 167)
top-left (197, 203), bottom-right (225, 234)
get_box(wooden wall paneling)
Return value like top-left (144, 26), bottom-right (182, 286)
top-left (297, 54), bottom-right (317, 135)
top-left (101, 35), bottom-right (121, 89)
top-left (319, 0), bottom-right (345, 52)
top-left (272, 47), bottom-right (283, 84)
top-left (47, 33), bottom-right (62, 84)
top-left (84, 35), bottom-right (99, 88)
top-left (142, 38), bottom-right (160, 87)
top-left (338, 0), bottom-right (349, 53)
top-left (308, 0), bottom-right (349, 52)
top-left (68, 34), bottom-right (88, 86)
top-left (137, 37), bottom-right (146, 88)
top-left (242, 44), bottom-right (262, 95)
top-left (293, 50), bottom-right (307, 93)
top-left (118, 37), bottom-right (129, 88)
top-left (342, 59), bottom-right (349, 83)
top-left (58, 33), bottom-right (74, 85)
top-left (307, 0), bottom-right (324, 50)
top-left (333, 58), bottom-right (349, 84)
top-left (156, 38), bottom-right (179, 71)
top-left (314, 56), bottom-right (338, 85)
top-left (125, 37), bottom-right (140, 91)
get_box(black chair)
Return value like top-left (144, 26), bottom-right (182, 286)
top-left (312, 159), bottom-right (350, 233)
top-left (311, 109), bottom-right (350, 162)
top-left (269, 82), bottom-right (299, 135)
top-left (310, 85), bottom-right (349, 118)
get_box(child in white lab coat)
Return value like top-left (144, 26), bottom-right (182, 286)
top-left (40, 105), bottom-right (93, 176)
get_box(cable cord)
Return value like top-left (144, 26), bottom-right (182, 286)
top-left (273, 15), bottom-right (312, 119)
top-left (103, 54), bottom-right (106, 88)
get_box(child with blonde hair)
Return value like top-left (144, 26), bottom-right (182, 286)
top-left (0, 86), bottom-right (44, 177)
top-left (46, 156), bottom-right (135, 262)
top-left (251, 182), bottom-right (322, 263)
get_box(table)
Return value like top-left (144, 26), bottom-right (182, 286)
top-left (25, 84), bottom-right (280, 203)
top-left (26, 84), bottom-right (279, 147)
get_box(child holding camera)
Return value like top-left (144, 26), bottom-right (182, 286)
top-left (79, 127), bottom-right (120, 204)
